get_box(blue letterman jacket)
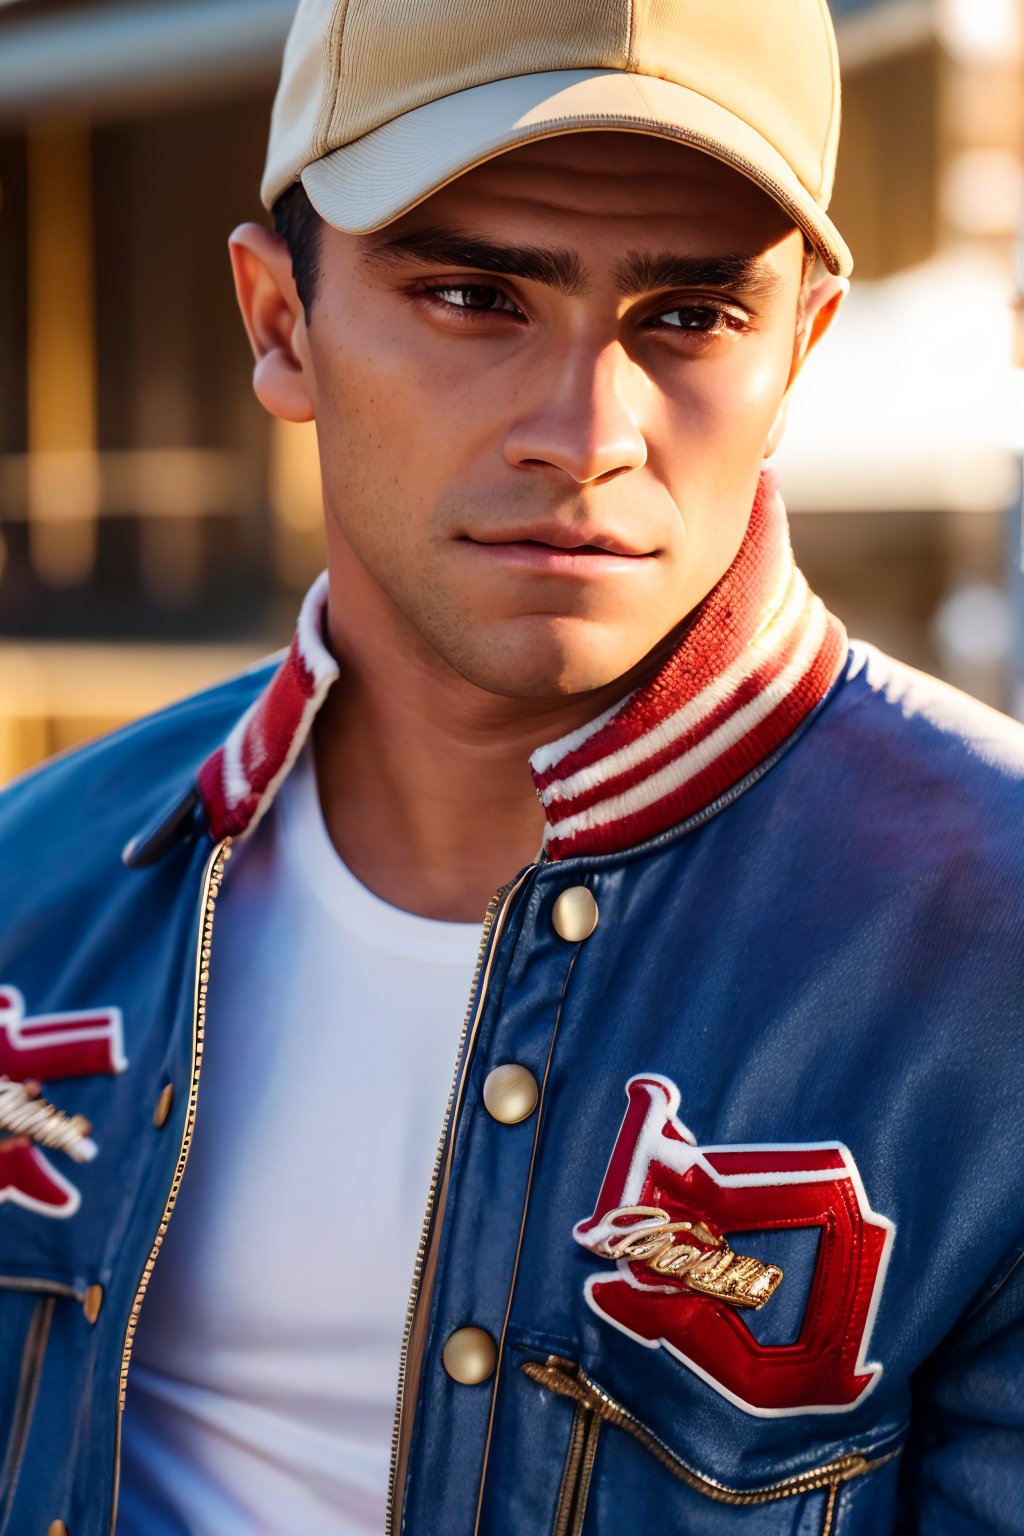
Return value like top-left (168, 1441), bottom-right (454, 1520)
top-left (0, 625), bottom-right (1023, 1536)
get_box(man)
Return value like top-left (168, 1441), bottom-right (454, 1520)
top-left (0, 0), bottom-right (1021, 1532)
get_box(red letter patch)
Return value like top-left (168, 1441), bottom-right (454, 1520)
top-left (574, 1075), bottom-right (894, 1417)
top-left (0, 986), bottom-right (126, 1219)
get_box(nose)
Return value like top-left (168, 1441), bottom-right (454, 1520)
top-left (502, 339), bottom-right (648, 486)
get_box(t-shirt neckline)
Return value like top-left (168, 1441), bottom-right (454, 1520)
top-left (276, 745), bottom-right (483, 966)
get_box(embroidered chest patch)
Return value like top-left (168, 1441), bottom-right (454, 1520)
top-left (574, 1074), bottom-right (894, 1417)
top-left (0, 986), bottom-right (126, 1219)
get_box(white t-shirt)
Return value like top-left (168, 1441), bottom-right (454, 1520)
top-left (118, 746), bottom-right (481, 1535)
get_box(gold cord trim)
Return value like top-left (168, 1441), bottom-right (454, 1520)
top-left (0, 1079), bottom-right (95, 1162)
top-left (523, 1357), bottom-right (897, 1508)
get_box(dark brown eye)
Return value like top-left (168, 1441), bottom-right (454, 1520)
top-left (460, 286), bottom-right (503, 310)
top-left (429, 284), bottom-right (520, 316)
top-left (660, 306), bottom-right (724, 332)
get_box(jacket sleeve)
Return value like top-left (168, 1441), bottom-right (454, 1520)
top-left (898, 1243), bottom-right (1024, 1535)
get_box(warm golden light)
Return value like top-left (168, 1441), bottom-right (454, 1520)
top-left (26, 121), bottom-right (99, 588)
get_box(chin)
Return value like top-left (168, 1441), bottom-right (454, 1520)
top-left (448, 625), bottom-right (648, 702)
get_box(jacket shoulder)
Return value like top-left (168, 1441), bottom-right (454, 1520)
top-left (827, 641), bottom-right (1024, 793)
top-left (795, 642), bottom-right (1024, 901)
top-left (0, 655), bottom-right (276, 885)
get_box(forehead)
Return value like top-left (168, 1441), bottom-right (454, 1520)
top-left (391, 131), bottom-right (798, 257)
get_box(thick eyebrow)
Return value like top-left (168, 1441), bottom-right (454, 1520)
top-left (363, 225), bottom-right (587, 296)
top-left (615, 250), bottom-right (785, 302)
top-left (363, 227), bottom-right (785, 305)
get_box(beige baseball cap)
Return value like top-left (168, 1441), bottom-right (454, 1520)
top-left (262, 0), bottom-right (852, 276)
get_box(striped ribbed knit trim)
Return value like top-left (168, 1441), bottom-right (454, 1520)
top-left (531, 475), bottom-right (847, 861)
top-left (199, 571), bottom-right (339, 840)
top-left (196, 477), bottom-right (845, 854)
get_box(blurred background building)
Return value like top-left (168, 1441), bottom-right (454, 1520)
top-left (0, 0), bottom-right (1023, 783)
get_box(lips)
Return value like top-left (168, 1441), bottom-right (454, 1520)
top-left (460, 535), bottom-right (655, 579)
top-left (464, 523), bottom-right (652, 557)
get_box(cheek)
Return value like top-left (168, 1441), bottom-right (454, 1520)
top-left (685, 341), bottom-right (791, 436)
top-left (738, 348), bottom-right (792, 410)
top-left (313, 305), bottom-right (493, 452)
top-left (313, 336), bottom-right (514, 570)
top-left (651, 339), bottom-right (792, 489)
top-left (308, 318), bottom-right (488, 602)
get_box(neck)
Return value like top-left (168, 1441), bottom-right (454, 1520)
top-left (314, 583), bottom-right (661, 922)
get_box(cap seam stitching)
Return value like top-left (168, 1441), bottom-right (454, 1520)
top-left (313, 0), bottom-right (352, 162)
top-left (626, 0), bottom-right (637, 71)
top-left (815, 0), bottom-right (838, 201)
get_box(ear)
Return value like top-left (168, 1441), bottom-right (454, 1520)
top-left (229, 223), bottom-right (315, 424)
top-left (764, 274), bottom-right (847, 458)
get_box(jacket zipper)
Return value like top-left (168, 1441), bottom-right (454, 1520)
top-left (0, 1278), bottom-right (76, 1299)
top-left (107, 836), bottom-right (231, 1536)
top-left (524, 1357), bottom-right (897, 1533)
top-left (0, 1293), bottom-right (55, 1531)
top-left (385, 868), bottom-right (533, 1535)
top-left (552, 1395), bottom-right (602, 1536)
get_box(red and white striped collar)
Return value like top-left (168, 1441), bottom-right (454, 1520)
top-left (198, 571), bottom-right (340, 842)
top-left (531, 475), bottom-right (847, 859)
top-left (197, 475), bottom-right (846, 859)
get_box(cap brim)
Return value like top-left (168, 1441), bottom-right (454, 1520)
top-left (301, 69), bottom-right (852, 277)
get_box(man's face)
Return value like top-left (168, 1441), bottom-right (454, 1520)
top-left (299, 133), bottom-right (812, 699)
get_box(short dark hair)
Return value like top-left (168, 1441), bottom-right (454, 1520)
top-left (273, 183), bottom-right (323, 323)
top-left (802, 236), bottom-right (819, 283)
top-left (271, 180), bottom-right (818, 325)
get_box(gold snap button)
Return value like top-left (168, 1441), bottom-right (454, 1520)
top-left (483, 1065), bottom-right (538, 1125)
top-left (153, 1083), bottom-right (175, 1129)
top-left (442, 1326), bottom-right (497, 1385)
top-left (82, 1284), bottom-right (103, 1325)
top-left (48, 1523), bottom-right (68, 1536)
top-left (551, 886), bottom-right (599, 942)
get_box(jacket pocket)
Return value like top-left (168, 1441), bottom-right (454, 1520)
top-left (0, 1287), bottom-right (61, 1529)
top-left (523, 1356), bottom-right (899, 1536)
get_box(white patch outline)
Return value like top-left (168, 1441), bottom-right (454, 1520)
top-left (0, 986), bottom-right (127, 1075)
top-left (0, 985), bottom-right (127, 1219)
top-left (574, 1073), bottom-right (896, 1419)
top-left (0, 1144), bottom-right (81, 1219)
